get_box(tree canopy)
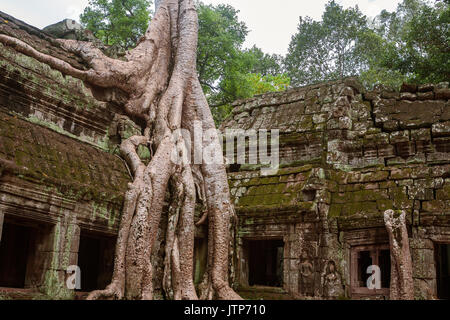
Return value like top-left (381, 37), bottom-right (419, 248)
top-left (358, 0), bottom-right (450, 87)
top-left (80, 0), bottom-right (289, 124)
top-left (285, 0), bottom-right (449, 88)
top-left (196, 3), bottom-right (288, 123)
top-left (80, 0), bottom-right (152, 50)
top-left (79, 0), bottom-right (449, 121)
top-left (285, 0), bottom-right (368, 87)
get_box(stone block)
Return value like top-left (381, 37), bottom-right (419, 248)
top-left (432, 121), bottom-right (450, 137)
top-left (418, 84), bottom-right (435, 92)
top-left (412, 248), bottom-right (436, 279)
top-left (435, 88), bottom-right (450, 100)
top-left (401, 83), bottom-right (418, 93)
top-left (400, 92), bottom-right (417, 101)
top-left (417, 91), bottom-right (434, 100)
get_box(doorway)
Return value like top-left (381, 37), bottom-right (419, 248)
top-left (0, 222), bottom-right (36, 288)
top-left (246, 239), bottom-right (284, 287)
top-left (436, 244), bottom-right (450, 299)
top-left (77, 231), bottom-right (115, 292)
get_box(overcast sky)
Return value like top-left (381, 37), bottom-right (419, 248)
top-left (1, 0), bottom-right (402, 55)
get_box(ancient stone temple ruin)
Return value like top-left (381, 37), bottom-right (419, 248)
top-left (0, 12), bottom-right (449, 300)
top-left (223, 78), bottom-right (450, 300)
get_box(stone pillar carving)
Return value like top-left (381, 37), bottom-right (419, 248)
top-left (40, 215), bottom-right (80, 299)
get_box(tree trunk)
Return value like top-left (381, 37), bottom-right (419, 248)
top-left (0, 0), bottom-right (241, 300)
top-left (384, 210), bottom-right (414, 300)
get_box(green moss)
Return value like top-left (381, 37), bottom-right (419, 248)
top-left (40, 221), bottom-right (73, 300)
top-left (341, 201), bottom-right (379, 216)
top-left (0, 43), bottom-right (98, 111)
top-left (137, 145), bottom-right (151, 160)
top-left (40, 219), bottom-right (82, 300)
top-left (328, 171), bottom-right (348, 184)
top-left (26, 114), bottom-right (111, 152)
top-left (91, 202), bottom-right (118, 228)
top-left (277, 165), bottom-right (314, 176)
top-left (377, 199), bottom-right (394, 211)
top-left (360, 171), bottom-right (389, 183)
top-left (436, 184), bottom-right (450, 200)
top-left (332, 189), bottom-right (388, 204)
top-left (390, 168), bottom-right (412, 180)
top-left (120, 121), bottom-right (142, 140)
top-left (422, 200), bottom-right (447, 213)
top-left (328, 204), bottom-right (343, 217)
top-left (390, 187), bottom-right (413, 210)
top-left (279, 158), bottom-right (321, 169)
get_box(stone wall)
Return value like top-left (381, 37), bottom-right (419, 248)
top-left (223, 78), bottom-right (450, 299)
top-left (0, 12), bottom-right (166, 299)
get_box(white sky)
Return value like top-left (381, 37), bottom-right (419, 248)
top-left (0, 0), bottom-right (402, 55)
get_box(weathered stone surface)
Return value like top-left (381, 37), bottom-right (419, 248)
top-left (224, 75), bottom-right (449, 300)
top-left (435, 88), bottom-right (450, 100)
top-left (43, 19), bottom-right (95, 41)
top-left (0, 112), bottom-right (130, 207)
top-left (417, 91), bottom-right (435, 100)
top-left (1, 12), bottom-right (449, 300)
top-left (418, 84), bottom-right (435, 93)
top-left (401, 83), bottom-right (418, 93)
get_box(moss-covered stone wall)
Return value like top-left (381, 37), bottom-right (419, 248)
top-left (224, 78), bottom-right (450, 300)
top-left (0, 12), bottom-right (172, 300)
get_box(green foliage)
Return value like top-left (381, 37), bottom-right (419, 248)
top-left (80, 0), bottom-right (152, 50)
top-left (285, 0), bottom-right (368, 86)
top-left (240, 73), bottom-right (290, 98)
top-left (244, 46), bottom-right (284, 77)
top-left (197, 2), bottom-right (248, 90)
top-left (196, 2), bottom-right (247, 112)
top-left (80, 1), bottom-right (288, 124)
top-left (285, 0), bottom-right (449, 89)
top-left (196, 3), bottom-right (288, 124)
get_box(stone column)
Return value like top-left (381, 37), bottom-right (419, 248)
top-left (410, 228), bottom-right (437, 300)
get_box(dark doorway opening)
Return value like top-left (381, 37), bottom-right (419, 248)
top-left (379, 249), bottom-right (391, 289)
top-left (77, 232), bottom-right (115, 292)
top-left (247, 239), bottom-right (284, 287)
top-left (436, 244), bottom-right (450, 300)
top-left (351, 244), bottom-right (391, 297)
top-left (357, 250), bottom-right (372, 287)
top-left (355, 247), bottom-right (391, 289)
top-left (0, 222), bottom-right (36, 288)
top-left (228, 164), bottom-right (241, 173)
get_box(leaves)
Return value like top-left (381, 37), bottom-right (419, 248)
top-left (362, 0), bottom-right (450, 85)
top-left (80, 0), bottom-right (152, 50)
top-left (285, 1), bottom-right (368, 86)
top-left (80, 1), bottom-right (289, 124)
top-left (196, 3), bottom-right (288, 124)
top-left (285, 0), bottom-right (449, 89)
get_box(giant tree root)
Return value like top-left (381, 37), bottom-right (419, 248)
top-left (384, 210), bottom-right (414, 300)
top-left (0, 0), bottom-right (241, 300)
